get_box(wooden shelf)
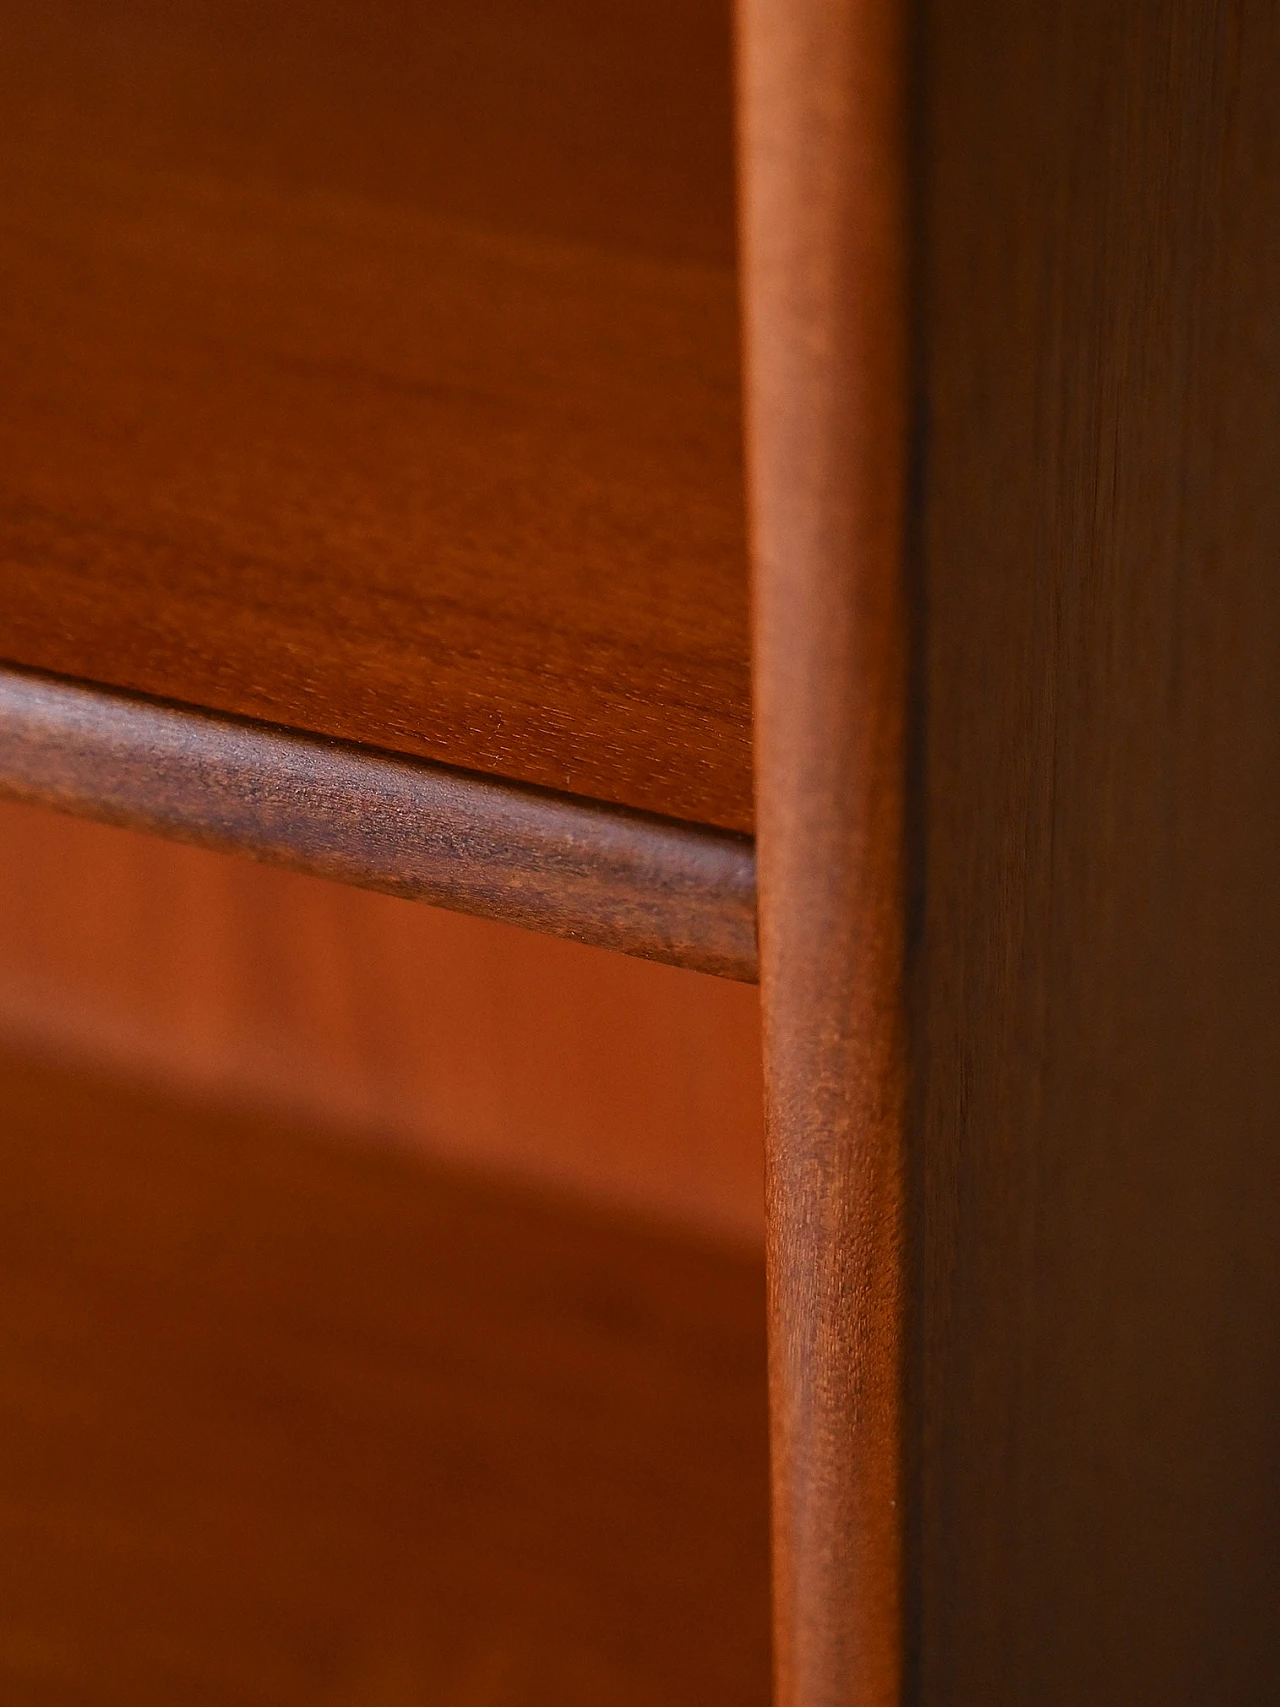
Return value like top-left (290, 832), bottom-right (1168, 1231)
top-left (0, 0), bottom-right (751, 832)
top-left (0, 665), bottom-right (758, 980)
top-left (0, 1049), bottom-right (770, 1705)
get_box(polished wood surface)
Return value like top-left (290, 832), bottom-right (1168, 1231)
top-left (916, 4), bottom-right (1280, 1702)
top-left (0, 668), bottom-right (758, 981)
top-left (0, 798), bottom-right (766, 1245)
top-left (738, 2), bottom-right (909, 1703)
top-left (0, 0), bottom-right (752, 831)
top-left (0, 1049), bottom-right (771, 1705)
top-left (6, 5), bottom-right (1276, 1701)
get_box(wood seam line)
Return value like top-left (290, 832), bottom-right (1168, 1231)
top-left (0, 663), bottom-right (758, 982)
top-left (738, 0), bottom-right (910, 1701)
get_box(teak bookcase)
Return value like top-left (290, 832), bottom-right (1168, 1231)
top-left (1, 3), bottom-right (1276, 1704)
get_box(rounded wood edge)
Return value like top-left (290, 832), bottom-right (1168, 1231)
top-left (0, 665), bottom-right (759, 983)
top-left (737, 0), bottom-right (910, 1701)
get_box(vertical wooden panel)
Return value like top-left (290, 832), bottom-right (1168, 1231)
top-left (737, 1), bottom-right (909, 1702)
top-left (918, 3), bottom-right (1280, 1703)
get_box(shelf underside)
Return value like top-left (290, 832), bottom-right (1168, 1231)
top-left (0, 0), bottom-right (753, 833)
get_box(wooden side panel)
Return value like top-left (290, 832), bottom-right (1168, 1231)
top-left (0, 0), bottom-right (752, 831)
top-left (917, 4), bottom-right (1280, 1703)
top-left (738, 1), bottom-right (909, 1702)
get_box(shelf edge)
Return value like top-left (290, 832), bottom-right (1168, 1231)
top-left (0, 665), bottom-right (758, 982)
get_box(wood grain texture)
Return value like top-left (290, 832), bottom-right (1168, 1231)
top-left (0, 667), bottom-right (758, 981)
top-left (0, 1048), bottom-right (771, 1705)
top-left (737, 2), bottom-right (909, 1703)
top-left (916, 4), bottom-right (1280, 1703)
top-left (0, 0), bottom-right (752, 832)
top-left (0, 797), bottom-right (766, 1245)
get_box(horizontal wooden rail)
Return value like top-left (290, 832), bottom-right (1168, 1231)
top-left (0, 665), bottom-right (758, 982)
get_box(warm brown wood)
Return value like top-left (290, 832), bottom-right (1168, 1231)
top-left (0, 0), bottom-right (752, 832)
top-left (8, 5), bottom-right (1274, 1701)
top-left (737, 1), bottom-right (910, 1703)
top-left (0, 666), bottom-right (758, 981)
top-left (915, 4), bottom-right (1280, 1704)
top-left (0, 797), bottom-right (767, 1245)
top-left (0, 1047), bottom-right (771, 1704)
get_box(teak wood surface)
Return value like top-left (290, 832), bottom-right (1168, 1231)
top-left (0, 1049), bottom-right (771, 1705)
top-left (0, 796), bottom-right (767, 1244)
top-left (1, 2), bottom-right (1277, 1704)
top-left (742, 0), bottom-right (1279, 1703)
top-left (739, 0), bottom-right (908, 1704)
top-left (913, 4), bottom-right (1280, 1703)
top-left (0, 0), bottom-right (752, 832)
top-left (0, 666), bottom-right (758, 981)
